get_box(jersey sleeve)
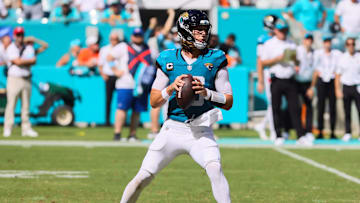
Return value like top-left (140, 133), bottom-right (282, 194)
top-left (215, 68), bottom-right (232, 95)
top-left (151, 68), bottom-right (170, 90)
top-left (155, 49), bottom-right (172, 75)
top-left (213, 49), bottom-right (228, 69)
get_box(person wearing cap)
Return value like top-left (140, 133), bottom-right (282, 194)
top-left (56, 39), bottom-right (81, 67)
top-left (50, 0), bottom-right (80, 23)
top-left (295, 33), bottom-right (316, 141)
top-left (3, 27), bottom-right (38, 137)
top-left (98, 31), bottom-right (121, 126)
top-left (260, 20), bottom-right (310, 146)
top-left (101, 0), bottom-right (131, 25)
top-left (288, 0), bottom-right (327, 32)
top-left (76, 36), bottom-right (99, 69)
top-left (335, 37), bottom-right (360, 142)
top-left (307, 36), bottom-right (342, 139)
top-left (107, 28), bottom-right (153, 142)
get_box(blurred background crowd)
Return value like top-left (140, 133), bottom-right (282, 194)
top-left (0, 0), bottom-right (360, 143)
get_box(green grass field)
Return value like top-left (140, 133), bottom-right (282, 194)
top-left (1, 126), bottom-right (360, 202)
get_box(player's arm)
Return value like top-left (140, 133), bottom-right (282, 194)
top-left (192, 67), bottom-right (233, 110)
top-left (261, 54), bottom-right (284, 67)
top-left (150, 67), bottom-right (187, 108)
top-left (256, 57), bottom-right (265, 93)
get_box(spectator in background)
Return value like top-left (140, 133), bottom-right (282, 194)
top-left (334, 0), bottom-right (360, 35)
top-left (98, 31), bottom-right (121, 126)
top-left (288, 0), bottom-right (327, 32)
top-left (307, 36), bottom-right (341, 139)
top-left (208, 34), bottom-right (219, 49)
top-left (335, 37), bottom-right (360, 142)
top-left (0, 0), bottom-right (8, 19)
top-left (101, 0), bottom-right (131, 25)
top-left (56, 39), bottom-right (81, 67)
top-left (74, 0), bottom-right (104, 12)
top-left (295, 33), bottom-right (315, 141)
top-left (240, 0), bottom-right (256, 6)
top-left (50, 0), bottom-right (81, 23)
top-left (76, 36), bottom-right (99, 70)
top-left (18, 0), bottom-right (43, 20)
top-left (3, 27), bottom-right (38, 137)
top-left (220, 33), bottom-right (242, 68)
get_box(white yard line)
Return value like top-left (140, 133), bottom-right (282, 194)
top-left (274, 147), bottom-right (360, 185)
top-left (0, 170), bottom-right (89, 179)
top-left (1, 140), bottom-right (360, 149)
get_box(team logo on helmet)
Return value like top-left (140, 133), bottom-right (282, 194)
top-left (204, 63), bottom-right (214, 71)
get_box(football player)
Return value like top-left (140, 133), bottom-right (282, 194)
top-left (120, 10), bottom-right (233, 203)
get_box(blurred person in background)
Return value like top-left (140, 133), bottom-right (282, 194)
top-left (74, 0), bottom-right (104, 12)
top-left (219, 33), bottom-right (242, 68)
top-left (307, 36), bottom-right (341, 139)
top-left (335, 37), bottom-right (360, 142)
top-left (0, 0), bottom-right (8, 19)
top-left (3, 27), bottom-right (38, 137)
top-left (295, 33), bottom-right (315, 141)
top-left (50, 0), bottom-right (81, 23)
top-left (287, 0), bottom-right (327, 32)
top-left (101, 0), bottom-right (131, 25)
top-left (240, 0), bottom-right (256, 6)
top-left (18, 0), bottom-right (43, 20)
top-left (146, 9), bottom-right (175, 139)
top-left (208, 34), bottom-right (220, 49)
top-left (76, 36), bottom-right (99, 70)
top-left (334, 0), bottom-right (360, 35)
top-left (260, 20), bottom-right (310, 146)
top-left (98, 31), bottom-right (121, 126)
top-left (56, 39), bottom-right (81, 67)
top-left (256, 14), bottom-right (278, 141)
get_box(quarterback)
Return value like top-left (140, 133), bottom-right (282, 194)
top-left (120, 10), bottom-right (233, 203)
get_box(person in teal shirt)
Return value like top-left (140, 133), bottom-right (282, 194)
top-left (101, 0), bottom-right (131, 25)
top-left (50, 0), bottom-right (81, 23)
top-left (288, 0), bottom-right (327, 32)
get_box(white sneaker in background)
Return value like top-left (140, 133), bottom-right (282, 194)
top-left (3, 129), bottom-right (11, 137)
top-left (282, 132), bottom-right (290, 140)
top-left (296, 136), bottom-right (313, 147)
top-left (342, 133), bottom-right (352, 142)
top-left (270, 132), bottom-right (277, 141)
top-left (305, 133), bottom-right (315, 142)
top-left (274, 137), bottom-right (285, 146)
top-left (22, 129), bottom-right (38, 137)
top-left (254, 124), bottom-right (268, 140)
top-left (128, 136), bottom-right (140, 143)
top-left (147, 133), bottom-right (158, 139)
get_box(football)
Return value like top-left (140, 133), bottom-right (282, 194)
top-left (176, 74), bottom-right (196, 110)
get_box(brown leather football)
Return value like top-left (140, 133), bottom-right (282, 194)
top-left (176, 74), bottom-right (196, 110)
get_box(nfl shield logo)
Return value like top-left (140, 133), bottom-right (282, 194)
top-left (187, 65), bottom-right (192, 71)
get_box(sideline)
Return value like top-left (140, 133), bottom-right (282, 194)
top-left (274, 147), bottom-right (360, 185)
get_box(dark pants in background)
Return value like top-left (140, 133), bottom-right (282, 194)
top-left (105, 76), bottom-right (117, 126)
top-left (271, 77), bottom-right (304, 138)
top-left (343, 85), bottom-right (360, 134)
top-left (317, 79), bottom-right (336, 136)
top-left (296, 82), bottom-right (313, 133)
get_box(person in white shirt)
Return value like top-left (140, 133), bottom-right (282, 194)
top-left (260, 20), bottom-right (310, 146)
top-left (335, 37), bottom-right (360, 142)
top-left (334, 0), bottom-right (360, 35)
top-left (98, 31), bottom-right (121, 126)
top-left (3, 27), bottom-right (38, 138)
top-left (295, 33), bottom-right (315, 141)
top-left (307, 36), bottom-right (342, 139)
top-left (74, 0), bottom-right (104, 12)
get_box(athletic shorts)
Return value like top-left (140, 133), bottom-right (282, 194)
top-left (116, 89), bottom-right (148, 112)
top-left (140, 119), bottom-right (221, 174)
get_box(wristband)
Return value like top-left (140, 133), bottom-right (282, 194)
top-left (161, 88), bottom-right (170, 100)
top-left (204, 89), bottom-right (226, 104)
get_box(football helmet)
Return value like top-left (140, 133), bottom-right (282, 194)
top-left (263, 14), bottom-right (278, 32)
top-left (177, 10), bottom-right (211, 50)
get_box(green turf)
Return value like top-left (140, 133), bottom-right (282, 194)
top-left (0, 146), bottom-right (360, 202)
top-left (1, 126), bottom-right (360, 202)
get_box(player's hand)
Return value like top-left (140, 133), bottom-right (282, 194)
top-left (192, 78), bottom-right (207, 97)
top-left (335, 89), bottom-right (343, 99)
top-left (257, 82), bottom-right (264, 93)
top-left (306, 87), bottom-right (314, 99)
top-left (170, 74), bottom-right (187, 92)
